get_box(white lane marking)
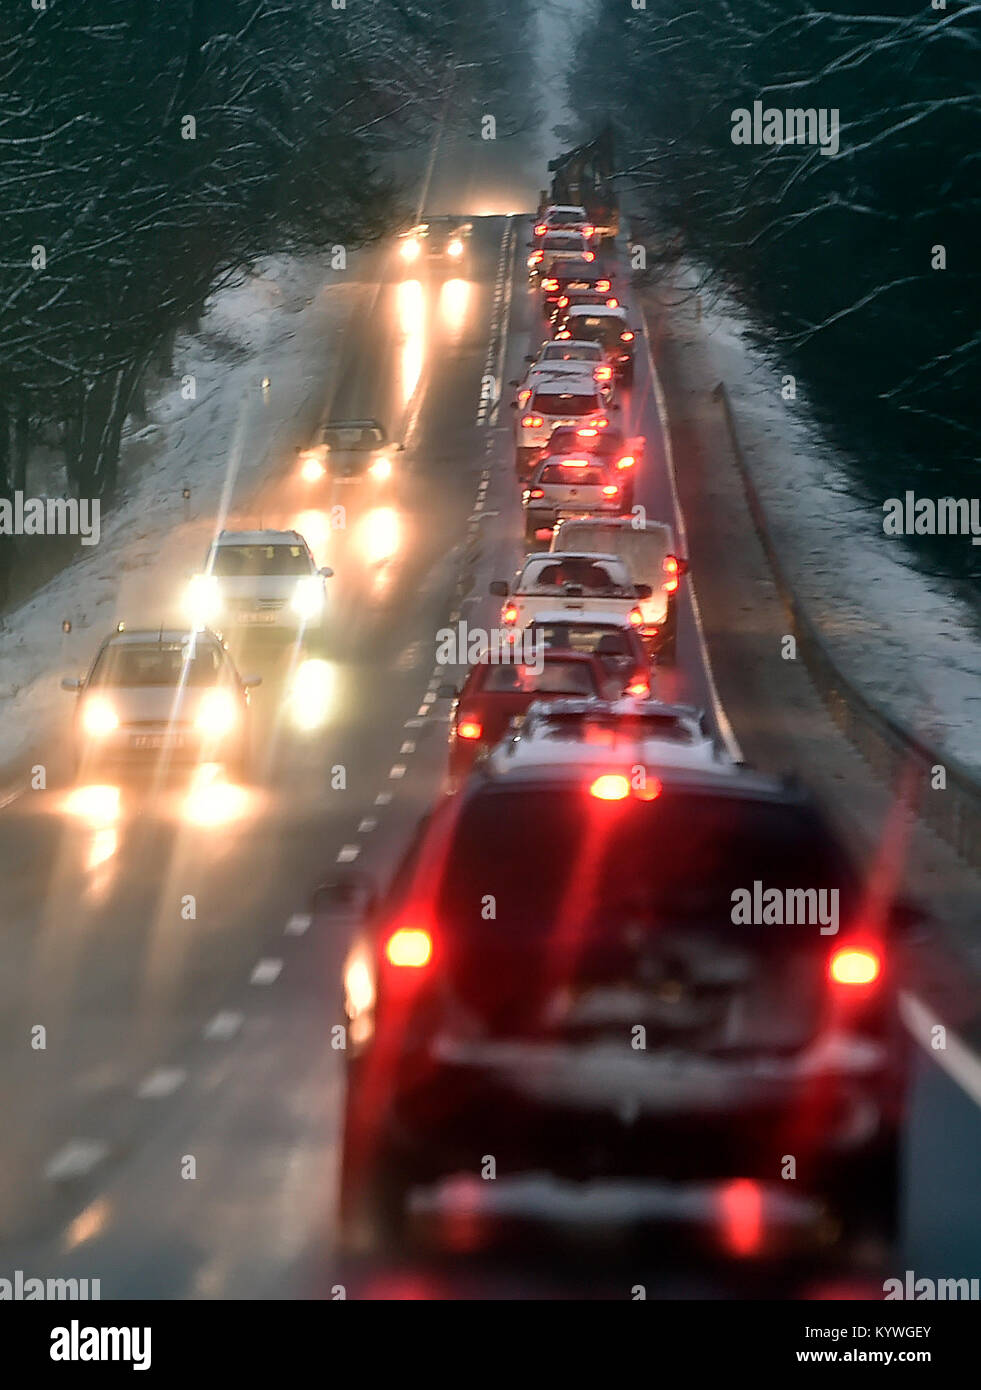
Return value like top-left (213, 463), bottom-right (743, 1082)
top-left (204, 1011), bottom-right (244, 1040)
top-left (422, 692), bottom-right (437, 705)
top-left (374, 791), bottom-right (393, 806)
top-left (285, 913), bottom-right (311, 936)
top-left (416, 706), bottom-right (430, 717)
top-left (358, 817), bottom-right (377, 833)
top-left (389, 764), bottom-right (407, 779)
top-left (136, 1067), bottom-right (186, 1100)
top-left (45, 1141), bottom-right (108, 1182)
top-left (475, 218), bottom-right (515, 426)
top-left (337, 844), bottom-right (360, 863)
top-left (405, 717), bottom-right (424, 727)
top-left (639, 320), bottom-right (743, 763)
top-left (250, 958), bottom-right (283, 985)
top-left (0, 784), bottom-right (25, 811)
top-left (900, 991), bottom-right (981, 1108)
top-left (400, 740), bottom-right (416, 754)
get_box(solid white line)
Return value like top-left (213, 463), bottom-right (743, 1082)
top-left (45, 1141), bottom-right (108, 1182)
top-left (136, 1067), bottom-right (186, 1100)
top-left (900, 991), bottom-right (981, 1108)
top-left (639, 320), bottom-right (743, 762)
top-left (204, 1011), bottom-right (244, 1040)
top-left (0, 784), bottom-right (25, 811)
top-left (250, 958), bottom-right (282, 985)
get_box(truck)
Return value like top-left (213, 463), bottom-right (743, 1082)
top-left (541, 125), bottom-right (620, 246)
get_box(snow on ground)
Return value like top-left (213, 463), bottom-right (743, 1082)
top-left (0, 254), bottom-right (370, 776)
top-left (645, 255), bottom-right (981, 779)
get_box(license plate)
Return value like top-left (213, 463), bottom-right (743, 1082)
top-left (131, 734), bottom-right (185, 750)
top-left (239, 611), bottom-right (277, 624)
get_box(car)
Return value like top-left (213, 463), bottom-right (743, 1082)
top-left (521, 455), bottom-right (629, 545)
top-left (525, 615), bottom-right (652, 696)
top-left (532, 204), bottom-right (596, 242)
top-left (516, 342), bottom-right (615, 404)
top-left (513, 378), bottom-right (612, 473)
top-left (298, 419), bottom-right (398, 489)
top-left (397, 217), bottom-right (473, 270)
top-left (439, 652), bottom-right (620, 784)
top-left (337, 752), bottom-right (909, 1251)
top-left (61, 626), bottom-right (259, 779)
top-left (184, 529), bottom-right (333, 637)
top-left (541, 424), bottom-right (643, 506)
top-left (539, 258), bottom-right (614, 318)
top-left (551, 517), bottom-right (688, 663)
top-left (490, 552), bottom-right (651, 631)
top-left (527, 231), bottom-right (593, 280)
top-left (554, 304), bottom-right (636, 385)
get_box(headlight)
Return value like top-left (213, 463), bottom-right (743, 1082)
top-left (300, 450), bottom-right (326, 482)
top-left (81, 698), bottom-right (119, 737)
top-left (400, 238), bottom-right (420, 262)
top-left (369, 457), bottom-right (392, 481)
top-left (291, 575), bottom-right (324, 619)
top-left (447, 239), bottom-right (464, 258)
top-left (185, 574), bottom-right (221, 625)
top-left (194, 689), bottom-right (239, 737)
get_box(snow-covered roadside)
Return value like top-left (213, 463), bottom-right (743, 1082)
top-left (638, 253), bottom-right (981, 780)
top-left (0, 254), bottom-right (371, 776)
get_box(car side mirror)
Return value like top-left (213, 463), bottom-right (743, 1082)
top-left (242, 674), bottom-right (262, 689)
top-left (635, 583), bottom-right (653, 600)
top-left (312, 872), bottom-right (377, 919)
top-left (319, 567), bottom-right (334, 578)
top-left (489, 580), bottom-right (509, 596)
top-left (436, 682), bottom-right (459, 699)
top-left (61, 676), bottom-right (82, 692)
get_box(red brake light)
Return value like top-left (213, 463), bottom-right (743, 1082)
top-left (628, 607), bottom-right (643, 626)
top-left (528, 487), bottom-right (545, 498)
top-left (556, 331), bottom-right (571, 339)
top-left (596, 279), bottom-right (611, 292)
top-left (663, 554), bottom-right (680, 593)
top-left (521, 415), bottom-right (544, 428)
top-left (534, 223), bottom-right (547, 236)
top-left (616, 455), bottom-right (635, 469)
top-left (595, 366), bottom-right (613, 380)
top-left (626, 678), bottom-right (650, 697)
top-left (562, 459), bottom-right (589, 468)
top-left (577, 428), bottom-right (598, 438)
top-left (590, 773), bottom-right (629, 801)
top-left (530, 251), bottom-right (543, 264)
top-left (582, 225), bottom-right (594, 238)
top-left (457, 718), bottom-right (483, 741)
top-left (605, 297), bottom-right (619, 308)
top-left (583, 250), bottom-right (595, 262)
top-left (385, 928), bottom-right (433, 968)
top-left (620, 330), bottom-right (634, 342)
top-left (542, 278), bottom-right (558, 291)
top-left (503, 604), bottom-right (518, 624)
top-left (601, 484), bottom-right (619, 497)
top-left (594, 417), bottom-right (609, 428)
top-left (829, 947), bottom-right (881, 986)
top-left (557, 296), bottom-right (569, 307)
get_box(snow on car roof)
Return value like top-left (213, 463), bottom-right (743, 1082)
top-left (215, 529), bottom-right (304, 545)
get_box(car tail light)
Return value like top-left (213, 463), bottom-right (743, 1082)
top-left (590, 773), bottom-right (629, 801)
top-left (555, 331), bottom-right (571, 340)
top-left (625, 677), bottom-right (650, 697)
top-left (534, 222), bottom-right (547, 236)
top-left (583, 251), bottom-right (595, 262)
top-left (616, 455), bottom-right (635, 469)
top-left (633, 776), bottom-right (662, 801)
top-left (628, 607), bottom-right (643, 626)
top-left (385, 928), bottom-right (433, 968)
top-left (582, 225), bottom-right (594, 238)
top-left (561, 459), bottom-right (589, 468)
top-left (542, 278), bottom-right (558, 291)
top-left (829, 947), bottom-right (881, 986)
top-left (595, 366), bottom-right (613, 381)
top-left (620, 330), bottom-right (635, 342)
top-left (521, 415), bottom-right (544, 428)
top-left (601, 484), bottom-right (619, 497)
top-left (528, 487), bottom-right (545, 498)
top-left (596, 279), bottom-right (611, 292)
top-left (529, 251), bottom-right (543, 265)
top-left (663, 554), bottom-right (681, 593)
top-left (557, 296), bottom-right (569, 307)
top-left (594, 417), bottom-right (609, 428)
top-left (457, 718), bottom-right (483, 741)
top-left (518, 388), bottom-right (531, 407)
top-left (503, 604), bottom-right (518, 624)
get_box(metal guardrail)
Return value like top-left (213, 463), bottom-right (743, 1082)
top-left (713, 380), bottom-right (981, 871)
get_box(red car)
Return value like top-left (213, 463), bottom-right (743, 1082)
top-left (441, 651), bottom-right (617, 784)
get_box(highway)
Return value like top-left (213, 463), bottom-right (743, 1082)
top-left (0, 176), bottom-right (978, 1299)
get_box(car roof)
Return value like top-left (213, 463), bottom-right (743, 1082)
top-left (546, 205), bottom-right (587, 215)
top-left (521, 551), bottom-right (625, 567)
top-left (530, 379), bottom-right (602, 395)
top-left (213, 529), bottom-right (307, 546)
top-left (540, 340), bottom-right (602, 352)
top-left (103, 628), bottom-right (221, 648)
top-left (478, 750), bottom-right (783, 798)
top-left (567, 304), bottom-right (626, 318)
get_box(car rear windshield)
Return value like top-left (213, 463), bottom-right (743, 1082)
top-left (540, 464), bottom-right (607, 486)
top-left (547, 212), bottom-right (585, 227)
top-left (543, 235), bottom-right (585, 252)
top-left (531, 623), bottom-right (634, 658)
top-left (522, 558), bottom-right (626, 592)
top-left (211, 544), bottom-right (311, 576)
top-left (90, 641), bottom-right (223, 687)
top-left (481, 662), bottom-right (600, 696)
top-left (436, 789), bottom-right (857, 935)
top-left (556, 524), bottom-right (672, 576)
top-left (569, 318), bottom-right (621, 345)
top-left (541, 344), bottom-right (602, 363)
top-left (322, 426), bottom-right (384, 449)
top-left (531, 393), bottom-right (600, 416)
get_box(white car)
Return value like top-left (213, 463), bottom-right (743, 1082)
top-left (490, 553), bottom-right (650, 630)
top-left (527, 230), bottom-right (592, 278)
top-left (513, 377), bottom-right (612, 473)
top-left (533, 204), bottom-right (594, 239)
top-left (490, 697), bottom-right (732, 776)
top-left (517, 340), bottom-right (614, 401)
top-left (62, 627), bottom-right (259, 778)
top-left (554, 304), bottom-right (636, 386)
top-left (186, 529), bottom-right (333, 636)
